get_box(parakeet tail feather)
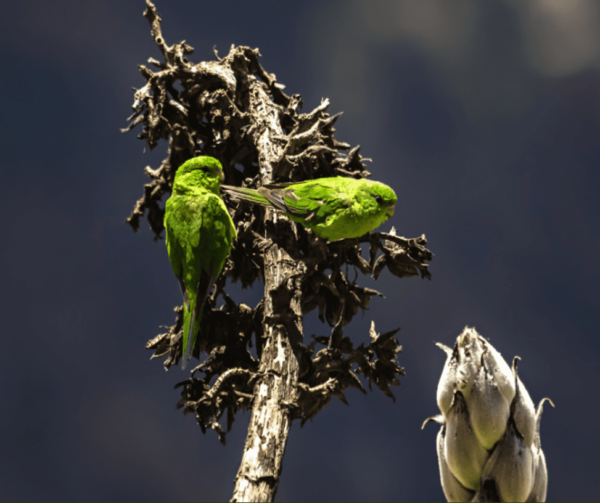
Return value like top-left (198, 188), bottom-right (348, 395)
top-left (221, 185), bottom-right (272, 207)
top-left (181, 270), bottom-right (218, 370)
top-left (257, 187), bottom-right (290, 213)
top-left (181, 308), bottom-right (196, 370)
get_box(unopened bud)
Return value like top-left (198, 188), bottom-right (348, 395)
top-left (423, 327), bottom-right (553, 502)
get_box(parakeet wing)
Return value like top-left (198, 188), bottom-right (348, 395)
top-left (222, 180), bottom-right (349, 221)
top-left (262, 180), bottom-right (351, 224)
top-left (165, 193), bottom-right (236, 367)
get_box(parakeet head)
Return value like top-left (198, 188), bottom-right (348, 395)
top-left (172, 156), bottom-right (225, 195)
top-left (366, 180), bottom-right (397, 221)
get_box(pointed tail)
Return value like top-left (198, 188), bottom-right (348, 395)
top-left (181, 300), bottom-right (199, 371)
top-left (221, 185), bottom-right (271, 207)
top-left (181, 271), bottom-right (218, 371)
top-left (181, 308), bottom-right (196, 370)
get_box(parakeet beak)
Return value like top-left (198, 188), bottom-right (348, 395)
top-left (218, 169), bottom-right (225, 183)
top-left (387, 204), bottom-right (395, 218)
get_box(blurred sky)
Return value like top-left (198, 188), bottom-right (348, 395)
top-left (1, 0), bottom-right (599, 501)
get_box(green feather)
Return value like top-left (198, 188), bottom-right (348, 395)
top-left (221, 177), bottom-right (396, 241)
top-left (164, 156), bottom-right (237, 369)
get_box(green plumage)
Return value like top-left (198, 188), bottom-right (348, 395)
top-left (221, 177), bottom-right (397, 241)
top-left (164, 156), bottom-right (237, 369)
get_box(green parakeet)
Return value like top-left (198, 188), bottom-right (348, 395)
top-left (221, 177), bottom-right (397, 241)
top-left (164, 156), bottom-right (237, 369)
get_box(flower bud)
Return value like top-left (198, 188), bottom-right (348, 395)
top-left (424, 327), bottom-right (552, 502)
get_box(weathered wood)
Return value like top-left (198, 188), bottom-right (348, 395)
top-left (231, 75), bottom-right (304, 502)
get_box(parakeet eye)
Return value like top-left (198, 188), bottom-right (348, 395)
top-left (375, 195), bottom-right (383, 204)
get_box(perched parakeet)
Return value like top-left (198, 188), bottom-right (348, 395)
top-left (221, 177), bottom-right (397, 241)
top-left (164, 156), bottom-right (237, 369)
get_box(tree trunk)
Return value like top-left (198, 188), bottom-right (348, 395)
top-left (231, 75), bottom-right (304, 502)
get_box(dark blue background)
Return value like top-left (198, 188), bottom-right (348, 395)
top-left (1, 1), bottom-right (598, 501)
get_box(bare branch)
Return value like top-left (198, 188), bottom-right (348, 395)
top-left (123, 2), bottom-right (434, 500)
